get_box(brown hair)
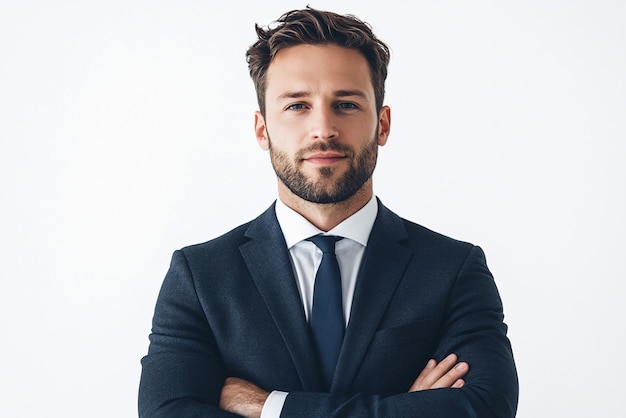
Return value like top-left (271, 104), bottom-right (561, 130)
top-left (246, 7), bottom-right (391, 115)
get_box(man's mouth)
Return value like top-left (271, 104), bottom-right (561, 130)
top-left (302, 152), bottom-right (346, 165)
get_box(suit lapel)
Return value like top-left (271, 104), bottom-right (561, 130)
top-left (239, 204), bottom-right (324, 391)
top-left (333, 201), bottom-right (413, 392)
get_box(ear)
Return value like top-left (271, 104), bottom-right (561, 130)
top-left (377, 105), bottom-right (391, 146)
top-left (254, 111), bottom-right (270, 151)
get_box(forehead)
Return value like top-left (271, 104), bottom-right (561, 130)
top-left (265, 44), bottom-right (374, 99)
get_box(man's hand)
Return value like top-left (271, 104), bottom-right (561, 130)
top-left (219, 377), bottom-right (269, 418)
top-left (409, 353), bottom-right (469, 392)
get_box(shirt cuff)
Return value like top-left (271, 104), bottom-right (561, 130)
top-left (260, 390), bottom-right (288, 418)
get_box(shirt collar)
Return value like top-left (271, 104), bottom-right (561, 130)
top-left (275, 195), bottom-right (378, 249)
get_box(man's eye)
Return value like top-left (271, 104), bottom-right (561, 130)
top-left (286, 103), bottom-right (306, 111)
top-left (337, 102), bottom-right (358, 110)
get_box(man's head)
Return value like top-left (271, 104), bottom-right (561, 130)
top-left (248, 8), bottom-right (392, 211)
top-left (246, 7), bottom-right (390, 116)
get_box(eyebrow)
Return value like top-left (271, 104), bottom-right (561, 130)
top-left (276, 89), bottom-right (369, 101)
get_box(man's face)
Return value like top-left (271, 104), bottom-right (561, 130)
top-left (255, 44), bottom-right (390, 204)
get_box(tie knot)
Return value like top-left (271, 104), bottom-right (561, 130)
top-left (307, 235), bottom-right (342, 253)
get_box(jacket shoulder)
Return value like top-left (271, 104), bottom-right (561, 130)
top-left (378, 202), bottom-right (475, 255)
top-left (403, 217), bottom-right (473, 246)
top-left (176, 203), bottom-right (278, 262)
top-left (180, 221), bottom-right (252, 257)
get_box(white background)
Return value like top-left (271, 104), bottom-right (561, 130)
top-left (1, 1), bottom-right (624, 417)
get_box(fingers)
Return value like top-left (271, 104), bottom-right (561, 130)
top-left (451, 378), bottom-right (465, 389)
top-left (412, 358), bottom-right (436, 389)
top-left (431, 355), bottom-right (468, 389)
top-left (409, 353), bottom-right (469, 392)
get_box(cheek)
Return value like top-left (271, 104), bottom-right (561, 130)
top-left (267, 124), bottom-right (304, 152)
top-left (267, 135), bottom-right (298, 159)
top-left (347, 116), bottom-right (377, 134)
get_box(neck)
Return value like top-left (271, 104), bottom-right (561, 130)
top-left (277, 180), bottom-right (374, 232)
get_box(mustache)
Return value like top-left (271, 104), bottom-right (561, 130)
top-left (296, 141), bottom-right (353, 158)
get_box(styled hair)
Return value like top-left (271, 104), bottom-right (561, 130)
top-left (246, 7), bottom-right (391, 115)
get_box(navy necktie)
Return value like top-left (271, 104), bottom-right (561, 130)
top-left (307, 235), bottom-right (344, 390)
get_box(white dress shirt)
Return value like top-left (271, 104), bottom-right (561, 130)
top-left (260, 196), bottom-right (378, 418)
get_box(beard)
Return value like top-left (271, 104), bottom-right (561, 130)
top-left (267, 131), bottom-right (379, 204)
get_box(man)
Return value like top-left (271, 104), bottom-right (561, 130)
top-left (139, 7), bottom-right (518, 417)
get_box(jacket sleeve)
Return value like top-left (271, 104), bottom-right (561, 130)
top-left (138, 250), bottom-right (239, 418)
top-left (280, 246), bottom-right (519, 418)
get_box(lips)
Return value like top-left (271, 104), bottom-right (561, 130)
top-left (303, 151), bottom-right (346, 165)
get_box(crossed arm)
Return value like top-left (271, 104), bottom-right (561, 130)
top-left (140, 247), bottom-right (518, 417)
top-left (220, 353), bottom-right (469, 418)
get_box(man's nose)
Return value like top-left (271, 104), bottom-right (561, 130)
top-left (308, 107), bottom-right (338, 141)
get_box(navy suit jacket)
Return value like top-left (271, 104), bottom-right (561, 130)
top-left (139, 200), bottom-right (518, 417)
